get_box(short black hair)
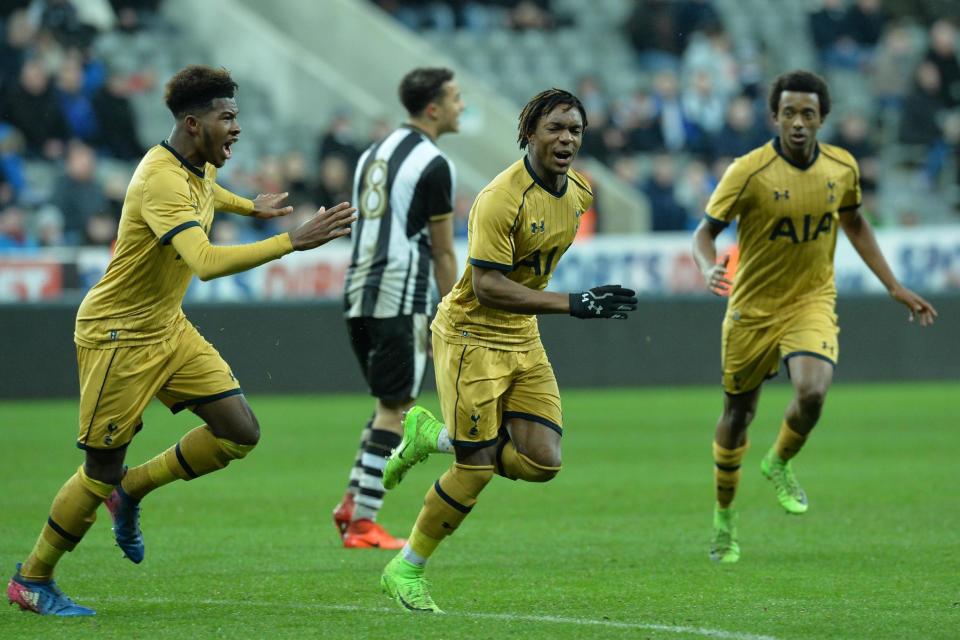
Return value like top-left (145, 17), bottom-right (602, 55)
top-left (164, 65), bottom-right (238, 119)
top-left (768, 69), bottom-right (831, 119)
top-left (517, 89), bottom-right (587, 149)
top-left (399, 67), bottom-right (455, 116)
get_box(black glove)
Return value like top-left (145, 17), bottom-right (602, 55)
top-left (569, 284), bottom-right (638, 319)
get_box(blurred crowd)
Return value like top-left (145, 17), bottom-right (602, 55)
top-left (1, 0), bottom-right (959, 250)
top-left (381, 0), bottom-right (960, 232)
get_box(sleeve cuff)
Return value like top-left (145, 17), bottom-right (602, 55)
top-left (704, 213), bottom-right (729, 229)
top-left (275, 232), bottom-right (294, 255)
top-left (429, 212), bottom-right (454, 221)
top-left (469, 257), bottom-right (512, 273)
top-left (159, 221), bottom-right (202, 245)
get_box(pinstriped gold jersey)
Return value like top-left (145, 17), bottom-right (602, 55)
top-left (75, 142), bottom-right (253, 348)
top-left (433, 157), bottom-right (593, 350)
top-left (706, 138), bottom-right (860, 325)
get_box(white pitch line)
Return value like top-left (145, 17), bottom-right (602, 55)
top-left (90, 596), bottom-right (779, 640)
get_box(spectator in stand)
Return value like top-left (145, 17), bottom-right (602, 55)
top-left (616, 89), bottom-right (663, 154)
top-left (675, 158), bottom-right (715, 229)
top-left (0, 205), bottom-right (35, 248)
top-left (871, 22), bottom-right (922, 112)
top-left (811, 0), bottom-right (862, 69)
top-left (318, 110), bottom-right (362, 167)
top-left (34, 205), bottom-right (66, 247)
top-left (0, 10), bottom-right (35, 93)
top-left (644, 154), bottom-right (688, 232)
top-left (674, 0), bottom-right (723, 51)
top-left (844, 0), bottom-right (886, 52)
top-left (55, 52), bottom-right (99, 144)
top-left (281, 150), bottom-right (314, 208)
top-left (682, 26), bottom-right (739, 102)
top-left (924, 19), bottom-right (960, 108)
top-left (40, 0), bottom-right (97, 48)
top-left (83, 211), bottom-right (118, 246)
top-left (713, 95), bottom-right (769, 159)
top-left (49, 141), bottom-right (107, 244)
top-left (0, 57), bottom-right (70, 158)
top-left (832, 111), bottom-right (878, 193)
top-left (579, 107), bottom-right (613, 164)
top-left (92, 71), bottom-right (145, 159)
top-left (899, 61), bottom-right (946, 147)
top-left (314, 155), bottom-right (352, 218)
top-left (624, 0), bottom-right (682, 71)
top-left (108, 0), bottom-right (165, 33)
top-left (651, 69), bottom-right (698, 153)
top-left (682, 69), bottom-right (729, 140)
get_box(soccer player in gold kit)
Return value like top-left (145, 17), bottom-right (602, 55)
top-left (6, 65), bottom-right (356, 616)
top-left (692, 70), bottom-right (937, 564)
top-left (376, 89), bottom-right (638, 612)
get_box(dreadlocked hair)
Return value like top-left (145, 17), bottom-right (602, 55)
top-left (164, 65), bottom-right (238, 118)
top-left (517, 88), bottom-right (587, 149)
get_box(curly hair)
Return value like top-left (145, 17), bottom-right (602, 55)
top-left (399, 67), bottom-right (454, 116)
top-left (517, 89), bottom-right (587, 149)
top-left (768, 69), bottom-right (831, 119)
top-left (164, 65), bottom-right (238, 118)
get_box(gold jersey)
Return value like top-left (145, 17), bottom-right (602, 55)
top-left (75, 142), bottom-right (283, 348)
top-left (705, 138), bottom-right (861, 325)
top-left (433, 157), bottom-right (593, 350)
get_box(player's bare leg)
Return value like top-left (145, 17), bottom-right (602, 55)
top-left (711, 388), bottom-right (761, 563)
top-left (762, 356), bottom-right (834, 514)
top-left (494, 418), bottom-right (562, 482)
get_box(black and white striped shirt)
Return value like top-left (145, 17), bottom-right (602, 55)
top-left (344, 125), bottom-right (455, 318)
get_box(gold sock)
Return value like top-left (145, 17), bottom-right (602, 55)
top-left (774, 420), bottom-right (807, 462)
top-left (713, 441), bottom-right (749, 509)
top-left (496, 440), bottom-right (560, 482)
top-left (407, 526), bottom-right (442, 561)
top-left (122, 425), bottom-right (255, 500)
top-left (412, 463), bottom-right (494, 543)
top-left (20, 466), bottom-right (112, 580)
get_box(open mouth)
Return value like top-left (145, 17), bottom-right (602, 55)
top-left (554, 149), bottom-right (573, 165)
top-left (789, 133), bottom-right (806, 144)
top-left (222, 139), bottom-right (236, 159)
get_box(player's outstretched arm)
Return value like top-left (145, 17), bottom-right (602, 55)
top-left (473, 267), bottom-right (637, 319)
top-left (170, 202), bottom-right (356, 281)
top-left (288, 202), bottom-right (358, 251)
top-left (692, 218), bottom-right (732, 296)
top-left (839, 209), bottom-right (938, 326)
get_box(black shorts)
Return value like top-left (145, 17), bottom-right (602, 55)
top-left (347, 313), bottom-right (429, 403)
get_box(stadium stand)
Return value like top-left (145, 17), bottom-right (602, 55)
top-left (0, 0), bottom-right (957, 250)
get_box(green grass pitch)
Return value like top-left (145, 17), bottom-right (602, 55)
top-left (0, 383), bottom-right (957, 639)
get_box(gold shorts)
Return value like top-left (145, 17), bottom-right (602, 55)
top-left (76, 320), bottom-right (241, 450)
top-left (432, 333), bottom-right (562, 449)
top-left (722, 304), bottom-right (839, 394)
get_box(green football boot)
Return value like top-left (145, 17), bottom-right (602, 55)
top-left (383, 406), bottom-right (444, 490)
top-left (709, 505), bottom-right (740, 564)
top-left (760, 449), bottom-right (808, 514)
top-left (380, 554), bottom-right (443, 613)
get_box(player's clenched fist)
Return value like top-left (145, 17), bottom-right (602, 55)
top-left (289, 202), bottom-right (358, 251)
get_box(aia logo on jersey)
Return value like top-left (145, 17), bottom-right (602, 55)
top-left (769, 212), bottom-right (833, 244)
top-left (774, 189), bottom-right (790, 201)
